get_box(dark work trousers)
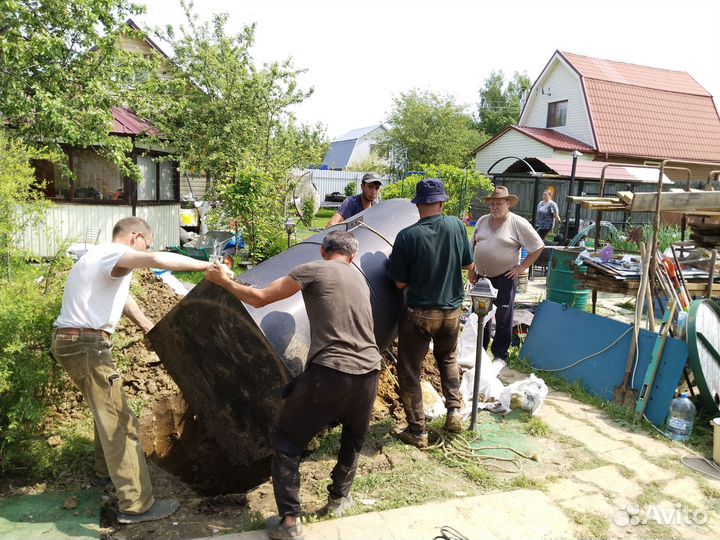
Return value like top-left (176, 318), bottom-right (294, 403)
top-left (397, 307), bottom-right (463, 434)
top-left (272, 363), bottom-right (379, 517)
top-left (483, 273), bottom-right (518, 360)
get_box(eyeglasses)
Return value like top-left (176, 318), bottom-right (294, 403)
top-left (134, 232), bottom-right (152, 251)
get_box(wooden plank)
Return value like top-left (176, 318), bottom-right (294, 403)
top-left (580, 202), bottom-right (629, 210)
top-left (617, 191), bottom-right (720, 213)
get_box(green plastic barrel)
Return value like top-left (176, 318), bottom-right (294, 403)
top-left (547, 247), bottom-right (590, 309)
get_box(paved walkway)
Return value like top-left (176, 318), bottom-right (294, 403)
top-left (205, 375), bottom-right (720, 540)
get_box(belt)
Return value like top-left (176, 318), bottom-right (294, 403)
top-left (54, 327), bottom-right (111, 339)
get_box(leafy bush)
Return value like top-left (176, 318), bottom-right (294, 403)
top-left (0, 258), bottom-right (72, 475)
top-left (300, 195), bottom-right (316, 228)
top-left (215, 166), bottom-right (287, 262)
top-left (382, 164), bottom-right (493, 217)
top-left (608, 224), bottom-right (681, 253)
top-left (344, 181), bottom-right (357, 197)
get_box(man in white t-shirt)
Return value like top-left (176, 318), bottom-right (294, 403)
top-left (51, 217), bottom-right (211, 524)
top-left (470, 187), bottom-right (544, 361)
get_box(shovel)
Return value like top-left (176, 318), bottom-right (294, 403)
top-left (613, 242), bottom-right (650, 407)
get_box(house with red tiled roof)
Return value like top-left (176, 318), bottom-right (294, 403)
top-left (25, 21), bottom-right (183, 257)
top-left (473, 50), bottom-right (720, 182)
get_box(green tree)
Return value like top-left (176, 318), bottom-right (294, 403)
top-left (134, 2), bottom-right (327, 188)
top-left (0, 131), bottom-right (50, 276)
top-left (381, 90), bottom-right (486, 172)
top-left (478, 71), bottom-right (532, 137)
top-left (0, 0), bottom-right (151, 178)
top-left (382, 164), bottom-right (493, 218)
top-left (132, 3), bottom-right (327, 259)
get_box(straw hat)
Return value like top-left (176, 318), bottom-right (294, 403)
top-left (484, 186), bottom-right (518, 208)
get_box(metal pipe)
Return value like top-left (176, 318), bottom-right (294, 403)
top-left (562, 152), bottom-right (580, 243)
top-left (469, 321), bottom-right (484, 431)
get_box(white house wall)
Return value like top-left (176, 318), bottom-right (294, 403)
top-left (19, 203), bottom-right (180, 258)
top-left (475, 130), bottom-right (557, 173)
top-left (135, 206), bottom-right (180, 250)
top-left (520, 58), bottom-right (596, 148)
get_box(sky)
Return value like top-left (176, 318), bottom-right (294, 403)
top-left (139, 0), bottom-right (720, 140)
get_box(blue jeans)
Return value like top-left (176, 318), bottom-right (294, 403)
top-left (483, 274), bottom-right (517, 360)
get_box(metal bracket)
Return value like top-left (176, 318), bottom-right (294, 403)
top-left (345, 215), bottom-right (364, 231)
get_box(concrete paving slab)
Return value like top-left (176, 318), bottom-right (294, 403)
top-left (545, 477), bottom-right (600, 501)
top-left (662, 476), bottom-right (707, 507)
top-left (566, 426), bottom-right (630, 453)
top-left (602, 446), bottom-right (676, 482)
top-left (573, 465), bottom-right (644, 498)
top-left (208, 490), bottom-right (573, 540)
top-left (558, 492), bottom-right (617, 516)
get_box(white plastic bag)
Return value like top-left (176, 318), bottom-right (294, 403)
top-left (421, 380), bottom-right (446, 419)
top-left (457, 312), bottom-right (494, 370)
top-left (497, 374), bottom-right (548, 415)
top-left (458, 359), bottom-right (506, 418)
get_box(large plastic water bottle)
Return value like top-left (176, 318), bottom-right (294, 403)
top-left (665, 394), bottom-right (696, 442)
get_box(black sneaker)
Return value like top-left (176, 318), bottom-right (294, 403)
top-left (90, 475), bottom-right (113, 489)
top-left (266, 515), bottom-right (304, 540)
top-left (117, 499), bottom-right (180, 524)
top-left (393, 428), bottom-right (428, 449)
top-left (318, 493), bottom-right (353, 517)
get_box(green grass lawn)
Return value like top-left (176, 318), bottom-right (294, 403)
top-left (294, 208), bottom-right (334, 242)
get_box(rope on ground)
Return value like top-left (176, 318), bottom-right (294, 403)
top-left (424, 426), bottom-right (538, 473)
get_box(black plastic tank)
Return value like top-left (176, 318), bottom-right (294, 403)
top-left (148, 199), bottom-right (419, 493)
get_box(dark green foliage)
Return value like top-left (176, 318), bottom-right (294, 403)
top-left (478, 71), bottom-right (531, 137)
top-left (382, 164), bottom-right (493, 217)
top-left (0, 257), bottom-right (72, 478)
top-left (381, 90), bottom-right (486, 171)
top-left (0, 0), bottom-right (151, 179)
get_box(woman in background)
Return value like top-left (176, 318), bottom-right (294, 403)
top-left (535, 190), bottom-right (561, 240)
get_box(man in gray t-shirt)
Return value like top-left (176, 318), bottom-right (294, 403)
top-left (206, 231), bottom-right (380, 540)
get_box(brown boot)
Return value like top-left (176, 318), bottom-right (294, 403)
top-left (444, 408), bottom-right (463, 433)
top-left (394, 428), bottom-right (428, 449)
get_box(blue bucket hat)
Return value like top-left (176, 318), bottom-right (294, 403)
top-left (411, 178), bottom-right (449, 205)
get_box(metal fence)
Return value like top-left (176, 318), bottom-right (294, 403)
top-left (295, 169), bottom-right (390, 202)
top-left (472, 175), bottom-right (679, 229)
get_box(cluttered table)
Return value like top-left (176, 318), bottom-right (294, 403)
top-left (575, 244), bottom-right (719, 299)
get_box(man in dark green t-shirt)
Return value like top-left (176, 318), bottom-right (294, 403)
top-left (389, 178), bottom-right (473, 448)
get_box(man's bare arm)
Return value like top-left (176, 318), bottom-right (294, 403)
top-left (123, 295), bottom-right (154, 333)
top-left (114, 251), bottom-right (211, 277)
top-left (326, 212), bottom-right (343, 228)
top-left (205, 263), bottom-right (301, 308)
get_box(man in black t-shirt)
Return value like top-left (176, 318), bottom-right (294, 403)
top-left (206, 231), bottom-right (380, 540)
top-left (389, 178), bottom-right (474, 448)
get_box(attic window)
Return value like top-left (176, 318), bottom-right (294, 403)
top-left (546, 100), bottom-right (568, 128)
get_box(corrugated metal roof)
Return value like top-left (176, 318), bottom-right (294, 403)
top-left (321, 139), bottom-right (356, 169)
top-left (333, 124), bottom-right (385, 142)
top-left (512, 126), bottom-right (595, 152)
top-left (559, 51), bottom-right (720, 162)
top-left (110, 107), bottom-right (159, 136)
